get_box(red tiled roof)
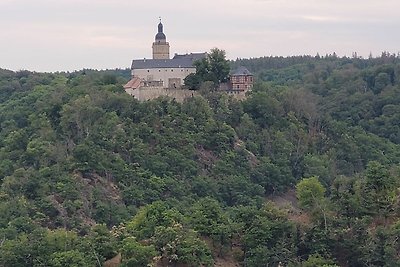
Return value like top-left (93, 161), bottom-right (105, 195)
top-left (123, 77), bottom-right (141, 90)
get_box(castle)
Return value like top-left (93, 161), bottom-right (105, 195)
top-left (124, 20), bottom-right (253, 101)
top-left (220, 66), bottom-right (254, 99)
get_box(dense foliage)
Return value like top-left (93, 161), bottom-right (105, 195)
top-left (184, 48), bottom-right (231, 90)
top-left (1, 53), bottom-right (400, 266)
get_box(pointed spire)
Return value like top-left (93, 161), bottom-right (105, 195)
top-left (155, 17), bottom-right (166, 41)
top-left (158, 21), bottom-right (163, 33)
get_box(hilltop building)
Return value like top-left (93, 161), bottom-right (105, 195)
top-left (124, 20), bottom-right (205, 101)
top-left (219, 66), bottom-right (254, 99)
top-left (124, 20), bottom-right (253, 101)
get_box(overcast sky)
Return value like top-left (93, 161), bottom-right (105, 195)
top-left (1, 0), bottom-right (399, 72)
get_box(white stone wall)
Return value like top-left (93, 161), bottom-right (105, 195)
top-left (132, 67), bottom-right (196, 88)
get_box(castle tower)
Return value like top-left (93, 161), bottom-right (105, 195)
top-left (152, 19), bottom-right (170, 59)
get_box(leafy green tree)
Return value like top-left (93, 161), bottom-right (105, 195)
top-left (120, 237), bottom-right (157, 267)
top-left (203, 121), bottom-right (236, 153)
top-left (208, 48), bottom-right (230, 84)
top-left (184, 48), bottom-right (230, 89)
top-left (373, 72), bottom-right (390, 94)
top-left (296, 176), bottom-right (326, 209)
top-left (250, 156), bottom-right (293, 194)
top-left (153, 224), bottom-right (213, 266)
top-left (301, 253), bottom-right (338, 267)
top-left (360, 161), bottom-right (398, 218)
top-left (243, 90), bottom-right (284, 128)
top-left (60, 96), bottom-right (106, 142)
top-left (126, 202), bottom-right (183, 239)
top-left (49, 250), bottom-right (92, 267)
top-left (330, 176), bottom-right (360, 219)
top-left (237, 204), bottom-right (297, 266)
top-left (86, 224), bottom-right (118, 261)
top-left (296, 176), bottom-right (329, 230)
top-left (184, 72), bottom-right (202, 90)
top-left (302, 154), bottom-right (333, 186)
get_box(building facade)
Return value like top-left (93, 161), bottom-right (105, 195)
top-left (219, 66), bottom-right (254, 99)
top-left (124, 20), bottom-right (205, 100)
top-left (230, 66), bottom-right (253, 91)
top-left (130, 53), bottom-right (205, 89)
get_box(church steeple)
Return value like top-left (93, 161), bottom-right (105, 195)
top-left (152, 18), bottom-right (170, 59)
top-left (155, 18), bottom-right (166, 42)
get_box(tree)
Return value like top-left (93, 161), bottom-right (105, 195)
top-left (296, 176), bottom-right (326, 209)
top-left (49, 250), bottom-right (91, 267)
top-left (360, 161), bottom-right (398, 219)
top-left (184, 73), bottom-right (202, 90)
top-left (239, 204), bottom-right (297, 267)
top-left (301, 253), bottom-right (338, 267)
top-left (126, 202), bottom-right (183, 239)
top-left (296, 176), bottom-right (329, 230)
top-left (153, 224), bottom-right (213, 266)
top-left (184, 48), bottom-right (230, 90)
top-left (120, 237), bottom-right (157, 267)
top-left (208, 48), bottom-right (230, 84)
top-left (86, 224), bottom-right (118, 262)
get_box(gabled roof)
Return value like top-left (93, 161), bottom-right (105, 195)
top-left (231, 66), bottom-right (252, 76)
top-left (131, 53), bottom-right (206, 70)
top-left (172, 52), bottom-right (207, 61)
top-left (124, 77), bottom-right (141, 90)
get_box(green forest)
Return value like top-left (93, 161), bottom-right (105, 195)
top-left (1, 52), bottom-right (400, 266)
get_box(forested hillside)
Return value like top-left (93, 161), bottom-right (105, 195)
top-left (1, 53), bottom-right (400, 267)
